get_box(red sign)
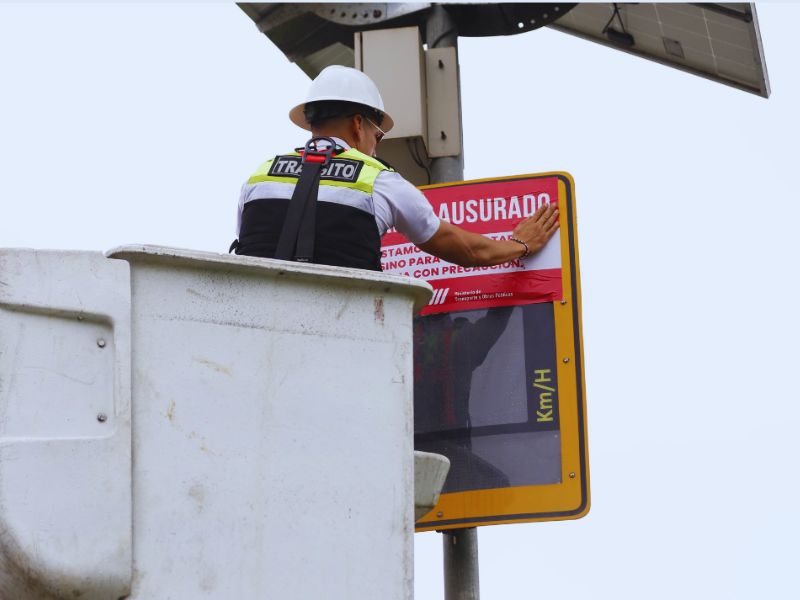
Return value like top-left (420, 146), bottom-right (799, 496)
top-left (381, 174), bottom-right (563, 315)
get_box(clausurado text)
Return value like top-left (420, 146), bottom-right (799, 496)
top-left (436, 193), bottom-right (551, 224)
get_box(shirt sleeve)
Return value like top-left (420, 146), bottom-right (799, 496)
top-left (372, 170), bottom-right (441, 245)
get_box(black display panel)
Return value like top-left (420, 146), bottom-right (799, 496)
top-left (414, 303), bottom-right (562, 493)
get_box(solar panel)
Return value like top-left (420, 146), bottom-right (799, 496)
top-left (238, 3), bottom-right (769, 97)
top-left (548, 3), bottom-right (770, 97)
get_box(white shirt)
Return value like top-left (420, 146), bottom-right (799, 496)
top-left (238, 137), bottom-right (440, 246)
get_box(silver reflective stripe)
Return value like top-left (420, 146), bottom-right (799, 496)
top-left (242, 181), bottom-right (375, 216)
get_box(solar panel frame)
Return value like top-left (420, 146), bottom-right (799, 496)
top-left (547, 3), bottom-right (770, 98)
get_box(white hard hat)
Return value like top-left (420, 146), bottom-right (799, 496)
top-left (289, 65), bottom-right (395, 132)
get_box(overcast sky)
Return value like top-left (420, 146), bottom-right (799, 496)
top-left (1, 2), bottom-right (798, 599)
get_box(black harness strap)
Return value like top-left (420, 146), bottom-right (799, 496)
top-left (274, 137), bottom-right (335, 263)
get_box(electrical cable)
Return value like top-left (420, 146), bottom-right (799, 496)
top-left (412, 138), bottom-right (432, 185)
top-left (602, 3), bottom-right (629, 35)
top-left (407, 138), bottom-right (432, 185)
top-left (429, 27), bottom-right (456, 49)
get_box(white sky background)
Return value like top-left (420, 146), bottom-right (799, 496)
top-left (1, 2), bottom-right (799, 599)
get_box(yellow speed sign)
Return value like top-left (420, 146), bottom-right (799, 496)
top-left (381, 172), bottom-right (589, 530)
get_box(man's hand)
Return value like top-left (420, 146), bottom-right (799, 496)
top-left (417, 203), bottom-right (560, 268)
top-left (511, 203), bottom-right (560, 255)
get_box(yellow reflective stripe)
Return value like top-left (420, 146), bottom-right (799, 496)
top-left (246, 160), bottom-right (275, 184)
top-left (248, 174), bottom-right (373, 195)
top-left (248, 173), bottom-right (293, 186)
top-left (246, 148), bottom-right (391, 192)
top-left (339, 148), bottom-right (391, 172)
top-left (246, 151), bottom-right (302, 185)
top-left (320, 178), bottom-right (372, 194)
top-left (338, 149), bottom-right (389, 192)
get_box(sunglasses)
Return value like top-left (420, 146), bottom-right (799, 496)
top-left (364, 116), bottom-right (386, 144)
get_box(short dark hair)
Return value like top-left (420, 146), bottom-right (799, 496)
top-left (304, 100), bottom-right (384, 129)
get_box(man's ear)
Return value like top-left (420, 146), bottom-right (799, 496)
top-left (350, 115), bottom-right (365, 150)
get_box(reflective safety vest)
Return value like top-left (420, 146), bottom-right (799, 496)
top-left (236, 147), bottom-right (393, 271)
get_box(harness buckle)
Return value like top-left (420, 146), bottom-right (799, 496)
top-left (301, 137), bottom-right (336, 166)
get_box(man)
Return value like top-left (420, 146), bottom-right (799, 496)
top-left (234, 65), bottom-right (559, 270)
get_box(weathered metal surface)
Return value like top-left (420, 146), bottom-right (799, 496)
top-left (0, 245), bottom-right (431, 598)
top-left (107, 245), bottom-right (431, 599)
top-left (0, 250), bottom-right (133, 600)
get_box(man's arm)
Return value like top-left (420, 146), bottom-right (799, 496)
top-left (418, 203), bottom-right (560, 267)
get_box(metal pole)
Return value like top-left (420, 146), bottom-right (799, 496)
top-left (443, 528), bottom-right (480, 599)
top-left (426, 3), bottom-right (464, 184)
top-left (425, 5), bottom-right (479, 600)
